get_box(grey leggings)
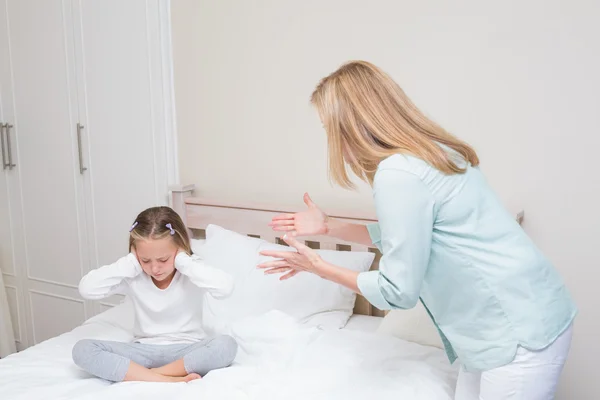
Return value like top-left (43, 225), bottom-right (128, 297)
top-left (72, 335), bottom-right (238, 382)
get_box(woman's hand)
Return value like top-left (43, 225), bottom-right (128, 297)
top-left (257, 234), bottom-right (324, 280)
top-left (268, 193), bottom-right (328, 236)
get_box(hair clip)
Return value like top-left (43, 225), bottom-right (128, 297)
top-left (166, 223), bottom-right (175, 235)
top-left (129, 221), bottom-right (138, 232)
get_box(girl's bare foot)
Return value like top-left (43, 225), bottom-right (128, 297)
top-left (183, 373), bottom-right (201, 383)
top-left (122, 361), bottom-right (201, 383)
top-left (161, 373), bottom-right (201, 383)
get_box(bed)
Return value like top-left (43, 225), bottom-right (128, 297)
top-left (0, 186), bottom-right (460, 399)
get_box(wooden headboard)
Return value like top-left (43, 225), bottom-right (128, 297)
top-left (170, 184), bottom-right (525, 318)
top-left (170, 184), bottom-right (384, 317)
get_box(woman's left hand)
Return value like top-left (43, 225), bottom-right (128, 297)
top-left (257, 234), bottom-right (323, 280)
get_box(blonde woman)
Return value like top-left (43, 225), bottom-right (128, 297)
top-left (258, 61), bottom-right (576, 400)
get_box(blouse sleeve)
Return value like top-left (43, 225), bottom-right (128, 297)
top-left (357, 169), bottom-right (435, 310)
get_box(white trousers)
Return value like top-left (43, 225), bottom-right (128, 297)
top-left (454, 324), bottom-right (573, 400)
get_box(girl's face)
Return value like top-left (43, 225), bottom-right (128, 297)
top-left (134, 237), bottom-right (178, 285)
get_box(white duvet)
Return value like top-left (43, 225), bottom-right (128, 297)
top-left (0, 305), bottom-right (458, 400)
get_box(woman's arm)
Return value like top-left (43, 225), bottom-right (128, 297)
top-left (260, 168), bottom-right (435, 311)
top-left (312, 258), bottom-right (360, 293)
top-left (258, 233), bottom-right (361, 288)
top-left (326, 218), bottom-right (374, 247)
top-left (78, 254), bottom-right (142, 300)
top-left (175, 253), bottom-right (234, 298)
top-left (356, 169), bottom-right (435, 310)
top-left (268, 192), bottom-right (376, 247)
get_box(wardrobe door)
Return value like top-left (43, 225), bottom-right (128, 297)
top-left (0, 0), bottom-right (26, 350)
top-left (72, 0), bottom-right (172, 310)
top-left (0, 114), bottom-right (19, 350)
top-left (5, 0), bottom-right (90, 345)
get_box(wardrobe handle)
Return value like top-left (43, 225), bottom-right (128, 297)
top-left (76, 123), bottom-right (87, 174)
top-left (1, 123), bottom-right (8, 170)
top-left (5, 123), bottom-right (15, 169)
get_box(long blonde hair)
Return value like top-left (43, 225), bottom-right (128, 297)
top-left (311, 60), bottom-right (479, 188)
top-left (128, 206), bottom-right (192, 255)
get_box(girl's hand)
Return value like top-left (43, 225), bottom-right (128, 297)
top-left (177, 249), bottom-right (188, 258)
top-left (268, 193), bottom-right (328, 237)
top-left (257, 233), bottom-right (324, 280)
top-left (174, 249), bottom-right (190, 269)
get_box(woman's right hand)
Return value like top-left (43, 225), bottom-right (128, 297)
top-left (268, 193), bottom-right (328, 236)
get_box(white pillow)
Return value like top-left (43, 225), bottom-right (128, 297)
top-left (190, 238), bottom-right (205, 254)
top-left (376, 301), bottom-right (444, 349)
top-left (196, 224), bottom-right (375, 333)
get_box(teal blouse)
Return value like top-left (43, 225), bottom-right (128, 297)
top-left (356, 153), bottom-right (577, 371)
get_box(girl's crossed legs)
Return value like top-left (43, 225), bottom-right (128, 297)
top-left (72, 335), bottom-right (238, 383)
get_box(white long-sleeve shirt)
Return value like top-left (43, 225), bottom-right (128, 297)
top-left (79, 252), bottom-right (233, 344)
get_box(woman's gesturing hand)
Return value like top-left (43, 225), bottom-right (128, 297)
top-left (268, 193), bottom-right (328, 237)
top-left (257, 233), bottom-right (323, 280)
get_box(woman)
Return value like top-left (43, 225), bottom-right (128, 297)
top-left (258, 61), bottom-right (576, 400)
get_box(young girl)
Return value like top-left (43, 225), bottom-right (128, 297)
top-left (72, 206), bottom-right (237, 383)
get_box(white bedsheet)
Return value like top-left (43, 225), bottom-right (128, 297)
top-left (344, 314), bottom-right (383, 332)
top-left (0, 303), bottom-right (458, 400)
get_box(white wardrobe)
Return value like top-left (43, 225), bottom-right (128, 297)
top-left (0, 0), bottom-right (177, 351)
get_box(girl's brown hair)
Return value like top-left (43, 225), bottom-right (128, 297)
top-left (128, 206), bottom-right (192, 255)
top-left (311, 60), bottom-right (479, 188)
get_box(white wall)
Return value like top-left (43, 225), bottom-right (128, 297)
top-left (171, 1), bottom-right (600, 398)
